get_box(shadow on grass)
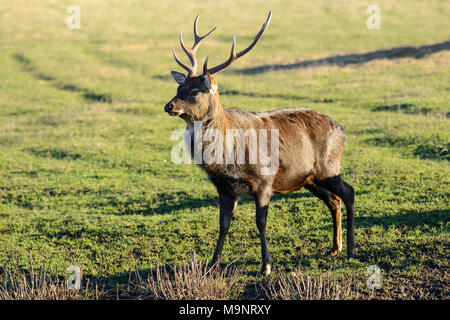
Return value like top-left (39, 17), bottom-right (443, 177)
top-left (148, 193), bottom-right (219, 215)
top-left (112, 188), bottom-right (372, 216)
top-left (302, 208), bottom-right (449, 234)
top-left (370, 103), bottom-right (434, 115)
top-left (24, 147), bottom-right (84, 160)
top-left (356, 209), bottom-right (449, 229)
top-left (220, 89), bottom-right (335, 103)
top-left (365, 133), bottom-right (449, 161)
top-left (13, 53), bottom-right (112, 103)
top-left (281, 209), bottom-right (449, 269)
top-left (114, 191), bottom-right (316, 216)
top-left (352, 209), bottom-right (449, 272)
top-left (232, 40), bottom-right (450, 74)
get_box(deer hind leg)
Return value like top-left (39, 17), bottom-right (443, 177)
top-left (314, 175), bottom-right (356, 257)
top-left (254, 193), bottom-right (272, 276)
top-left (305, 182), bottom-right (342, 256)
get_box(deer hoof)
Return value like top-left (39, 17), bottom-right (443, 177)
top-left (347, 248), bottom-right (356, 259)
top-left (326, 249), bottom-right (341, 257)
top-left (261, 264), bottom-right (272, 276)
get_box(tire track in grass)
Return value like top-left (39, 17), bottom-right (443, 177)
top-left (13, 53), bottom-right (112, 103)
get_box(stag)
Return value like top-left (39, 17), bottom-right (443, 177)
top-left (164, 12), bottom-right (356, 275)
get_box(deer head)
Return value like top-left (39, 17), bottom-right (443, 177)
top-left (164, 12), bottom-right (272, 121)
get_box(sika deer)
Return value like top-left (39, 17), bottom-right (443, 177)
top-left (164, 12), bottom-right (356, 275)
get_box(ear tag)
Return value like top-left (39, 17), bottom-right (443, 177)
top-left (210, 84), bottom-right (218, 94)
top-left (204, 73), bottom-right (218, 94)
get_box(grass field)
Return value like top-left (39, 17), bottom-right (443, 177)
top-left (0, 0), bottom-right (449, 299)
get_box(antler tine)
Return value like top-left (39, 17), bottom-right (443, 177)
top-left (179, 30), bottom-right (195, 69)
top-left (193, 15), bottom-right (217, 51)
top-left (202, 56), bottom-right (209, 75)
top-left (236, 11), bottom-right (271, 58)
top-left (206, 35), bottom-right (236, 75)
top-left (173, 15), bottom-right (217, 76)
top-left (207, 11), bottom-right (272, 75)
top-left (172, 48), bottom-right (193, 75)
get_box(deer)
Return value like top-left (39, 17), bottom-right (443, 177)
top-left (163, 12), bottom-right (356, 275)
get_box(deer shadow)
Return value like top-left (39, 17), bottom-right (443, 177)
top-left (115, 188), bottom-right (370, 216)
top-left (355, 209), bottom-right (449, 229)
top-left (116, 190), bottom-right (316, 216)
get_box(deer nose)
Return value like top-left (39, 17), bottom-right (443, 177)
top-left (164, 102), bottom-right (173, 113)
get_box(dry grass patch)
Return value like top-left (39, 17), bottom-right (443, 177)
top-left (0, 267), bottom-right (107, 300)
top-left (264, 269), bottom-right (364, 300)
top-left (137, 255), bottom-right (242, 300)
top-left (0, 254), bottom-right (242, 300)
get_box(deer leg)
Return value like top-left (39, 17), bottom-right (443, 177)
top-left (315, 175), bottom-right (356, 257)
top-left (305, 183), bottom-right (342, 256)
top-left (254, 194), bottom-right (272, 275)
top-left (210, 194), bottom-right (237, 266)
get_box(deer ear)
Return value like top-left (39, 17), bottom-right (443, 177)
top-left (204, 73), bottom-right (218, 94)
top-left (171, 71), bottom-right (186, 85)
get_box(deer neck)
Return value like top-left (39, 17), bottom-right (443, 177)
top-left (207, 93), bottom-right (227, 129)
top-left (183, 92), bottom-right (227, 132)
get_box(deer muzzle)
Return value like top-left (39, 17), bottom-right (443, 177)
top-left (164, 100), bottom-right (182, 116)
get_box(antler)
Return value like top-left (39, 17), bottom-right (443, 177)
top-left (172, 15), bottom-right (217, 76)
top-left (203, 11), bottom-right (272, 75)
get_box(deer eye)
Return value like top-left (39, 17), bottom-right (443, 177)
top-left (188, 89), bottom-right (200, 97)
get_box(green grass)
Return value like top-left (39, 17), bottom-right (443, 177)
top-left (0, 0), bottom-right (449, 299)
